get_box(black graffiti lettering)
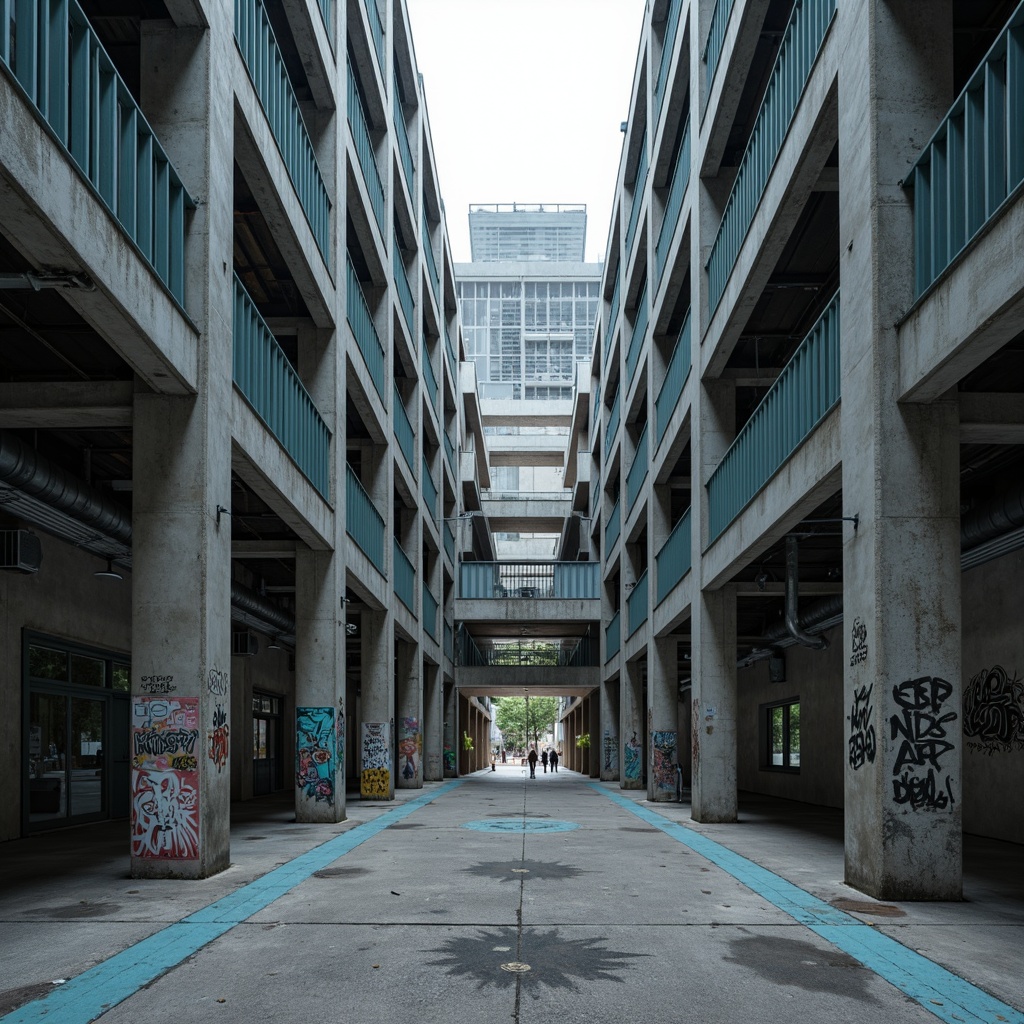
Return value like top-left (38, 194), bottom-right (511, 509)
top-left (962, 665), bottom-right (1024, 753)
top-left (892, 738), bottom-right (955, 774)
top-left (134, 730), bottom-right (198, 756)
top-left (847, 684), bottom-right (876, 770)
top-left (889, 708), bottom-right (958, 743)
top-left (848, 726), bottom-right (876, 770)
top-left (207, 667), bottom-right (229, 696)
top-left (892, 769), bottom-right (954, 810)
top-left (892, 676), bottom-right (953, 713)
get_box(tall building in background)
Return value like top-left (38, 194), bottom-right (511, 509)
top-left (456, 205), bottom-right (602, 552)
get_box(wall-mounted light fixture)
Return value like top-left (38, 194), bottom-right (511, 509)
top-left (94, 559), bottom-right (123, 581)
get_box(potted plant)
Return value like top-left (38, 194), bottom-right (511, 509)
top-left (463, 731), bottom-right (474, 772)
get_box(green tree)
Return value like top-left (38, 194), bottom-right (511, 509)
top-left (494, 696), bottom-right (560, 750)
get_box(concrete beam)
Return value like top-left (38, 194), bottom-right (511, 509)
top-left (959, 393), bottom-right (1024, 444)
top-left (232, 540), bottom-right (298, 559)
top-left (898, 192), bottom-right (1024, 403)
top-left (0, 382), bottom-right (133, 427)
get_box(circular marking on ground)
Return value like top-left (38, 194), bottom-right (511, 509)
top-left (500, 962), bottom-right (532, 973)
top-left (462, 819), bottom-right (580, 834)
top-left (511, 868), bottom-right (529, 873)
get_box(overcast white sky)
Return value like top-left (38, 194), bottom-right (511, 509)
top-left (405, 0), bottom-right (648, 265)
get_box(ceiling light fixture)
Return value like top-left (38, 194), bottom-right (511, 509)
top-left (94, 559), bottom-right (123, 581)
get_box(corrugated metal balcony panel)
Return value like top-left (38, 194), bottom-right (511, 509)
top-left (364, 0), bottom-right (385, 75)
top-left (395, 84), bottom-right (415, 198)
top-left (458, 562), bottom-right (599, 599)
top-left (347, 63), bottom-right (385, 232)
top-left (706, 292), bottom-right (840, 541)
top-left (626, 424), bottom-right (649, 510)
top-left (605, 609), bottom-right (621, 662)
top-left (607, 498), bottom-right (621, 551)
top-left (625, 287), bottom-right (649, 383)
top-left (422, 582), bottom-right (439, 639)
top-left (911, 6), bottom-right (1024, 297)
top-left (346, 255), bottom-right (386, 398)
top-left (393, 384), bottom-right (415, 473)
top-left (706, 0), bottom-right (836, 316)
top-left (654, 0), bottom-right (684, 120)
top-left (627, 568), bottom-right (649, 637)
top-left (232, 277), bottom-right (330, 498)
top-left (702, 0), bottom-right (737, 101)
top-left (346, 463), bottom-right (386, 572)
top-left (1, 0), bottom-right (192, 305)
top-left (394, 538), bottom-right (416, 613)
top-left (235, 0), bottom-right (331, 266)
top-left (422, 341), bottom-right (439, 411)
top-left (605, 387), bottom-right (621, 459)
top-left (394, 239), bottom-right (415, 333)
top-left (655, 310), bottom-right (692, 446)
top-left (422, 456), bottom-right (438, 519)
top-left (655, 120), bottom-right (692, 284)
top-left (655, 507), bottom-right (691, 605)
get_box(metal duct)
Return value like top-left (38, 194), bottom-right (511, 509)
top-left (230, 581), bottom-right (296, 635)
top-left (784, 535), bottom-right (829, 650)
top-left (0, 431), bottom-right (132, 544)
top-left (960, 480), bottom-right (1024, 551)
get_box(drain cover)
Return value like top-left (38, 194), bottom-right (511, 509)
top-left (462, 819), bottom-right (579, 834)
top-left (500, 962), bottom-right (531, 973)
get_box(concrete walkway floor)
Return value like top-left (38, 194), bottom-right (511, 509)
top-left (1, 766), bottom-right (1022, 1024)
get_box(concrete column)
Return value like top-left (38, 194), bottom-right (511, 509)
top-left (443, 681), bottom-right (457, 776)
top-left (396, 642), bottom-right (422, 788)
top-left (690, 588), bottom-right (737, 821)
top-left (294, 319), bottom-right (345, 823)
top-left (839, 0), bottom-right (961, 899)
top-left (621, 662), bottom-right (644, 789)
top-left (423, 660), bottom-right (442, 780)
top-left (359, 608), bottom-right (394, 800)
top-left (589, 692), bottom-right (601, 778)
top-left (294, 549), bottom-right (346, 821)
top-left (130, 17), bottom-right (233, 879)
top-left (599, 678), bottom-right (619, 780)
top-left (648, 637), bottom-right (679, 801)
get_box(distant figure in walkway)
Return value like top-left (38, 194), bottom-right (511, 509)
top-left (541, 749), bottom-right (549, 773)
top-left (550, 749), bottom-right (559, 772)
top-left (528, 748), bottom-right (538, 778)
top-left (501, 749), bottom-right (507, 764)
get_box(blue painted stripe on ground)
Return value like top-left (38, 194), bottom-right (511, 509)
top-left (591, 783), bottom-right (1024, 1024)
top-left (1, 781), bottom-right (463, 1024)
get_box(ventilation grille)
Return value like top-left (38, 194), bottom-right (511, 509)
top-left (0, 530), bottom-right (42, 573)
top-left (231, 630), bottom-right (259, 657)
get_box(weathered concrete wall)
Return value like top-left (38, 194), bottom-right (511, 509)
top-left (0, 530), bottom-right (132, 842)
top-left (737, 624), bottom-right (844, 809)
top-left (961, 551), bottom-right (1024, 844)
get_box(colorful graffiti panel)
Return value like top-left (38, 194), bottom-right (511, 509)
top-left (297, 706), bottom-right (336, 804)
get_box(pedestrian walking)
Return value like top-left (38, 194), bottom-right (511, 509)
top-left (527, 748), bottom-right (538, 778)
top-left (550, 749), bottom-right (559, 772)
top-left (541, 749), bottom-right (549, 773)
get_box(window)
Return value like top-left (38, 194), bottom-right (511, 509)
top-left (763, 698), bottom-right (800, 771)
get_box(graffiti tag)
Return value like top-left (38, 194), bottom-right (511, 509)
top-left (889, 676), bottom-right (956, 812)
top-left (963, 665), bottom-right (1024, 755)
top-left (850, 617), bottom-right (868, 667)
top-left (297, 707), bottom-right (336, 804)
top-left (847, 683), bottom-right (876, 770)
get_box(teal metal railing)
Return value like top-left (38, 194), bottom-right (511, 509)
top-left (605, 387), bottom-right (621, 458)
top-left (625, 135), bottom-right (649, 259)
top-left (422, 456), bottom-right (438, 518)
top-left (233, 277), bottom-right (330, 498)
top-left (444, 622), bottom-right (454, 661)
top-left (235, 0), bottom-right (331, 266)
top-left (444, 522), bottom-right (455, 564)
top-left (626, 425), bottom-right (649, 509)
top-left (394, 83), bottom-right (415, 197)
top-left (422, 340), bottom-right (438, 411)
top-left (347, 64), bottom-right (385, 232)
top-left (627, 569), bottom-right (649, 637)
top-left (606, 610), bottom-right (621, 662)
top-left (346, 255), bottom-right (386, 399)
top-left (606, 272), bottom-right (621, 363)
top-left (422, 214), bottom-right (440, 303)
top-left (364, 0), bottom-right (385, 75)
top-left (656, 120), bottom-right (692, 283)
top-left (422, 582), bottom-right (439, 640)
top-left (394, 538), bottom-right (415, 613)
top-left (445, 328), bottom-right (457, 379)
top-left (458, 562), bottom-right (600, 599)
top-left (656, 507), bottom-right (691, 604)
top-left (394, 237), bottom-right (415, 333)
top-left (655, 311), bottom-right (692, 446)
top-left (707, 292), bottom-right (841, 541)
top-left (607, 498), bottom-right (621, 551)
top-left (0, 0), bottom-right (192, 305)
top-left (443, 431), bottom-right (456, 476)
top-left (625, 286), bottom-right (649, 383)
top-left (654, 0), bottom-right (683, 119)
top-left (706, 0), bottom-right (836, 316)
top-left (346, 464), bottom-right (385, 573)
top-left (910, 1), bottom-right (1024, 297)
top-left (702, 0), bottom-right (736, 101)
top-left (393, 384), bottom-right (415, 473)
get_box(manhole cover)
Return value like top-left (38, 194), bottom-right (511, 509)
top-left (462, 819), bottom-right (580, 834)
top-left (831, 899), bottom-right (906, 918)
top-left (500, 962), bottom-right (531, 973)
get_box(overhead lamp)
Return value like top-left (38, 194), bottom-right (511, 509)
top-left (94, 559), bottom-right (123, 581)
top-left (267, 637), bottom-right (282, 650)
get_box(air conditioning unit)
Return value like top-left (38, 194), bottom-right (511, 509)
top-left (0, 530), bottom-right (42, 573)
top-left (231, 630), bottom-right (259, 657)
